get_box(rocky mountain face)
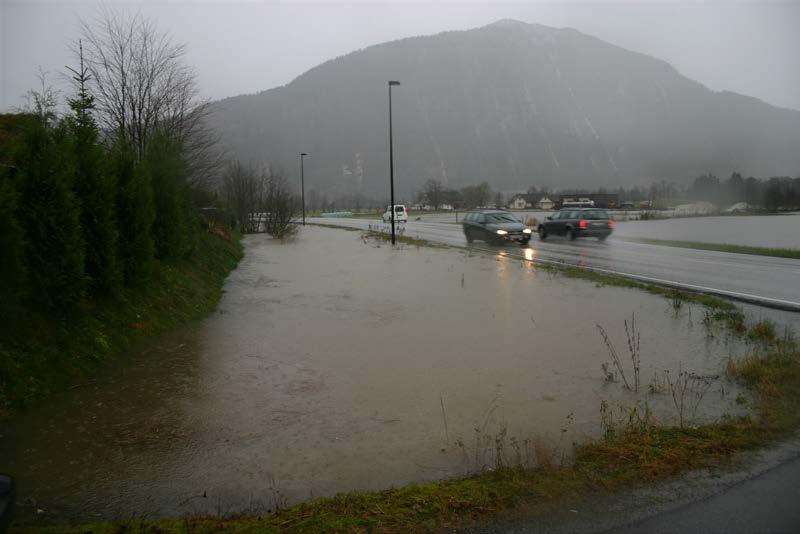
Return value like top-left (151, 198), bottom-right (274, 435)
top-left (208, 19), bottom-right (800, 198)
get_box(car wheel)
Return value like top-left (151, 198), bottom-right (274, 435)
top-left (566, 228), bottom-right (576, 241)
top-left (521, 237), bottom-right (531, 246)
top-left (465, 229), bottom-right (474, 243)
top-left (538, 226), bottom-right (547, 240)
top-left (598, 235), bottom-right (608, 242)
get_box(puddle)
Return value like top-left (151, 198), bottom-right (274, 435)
top-left (0, 226), bottom-right (779, 523)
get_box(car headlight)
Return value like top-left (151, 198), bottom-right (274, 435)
top-left (496, 229), bottom-right (508, 235)
top-left (523, 228), bottom-right (532, 234)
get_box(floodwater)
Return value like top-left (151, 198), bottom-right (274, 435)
top-left (0, 227), bottom-right (776, 523)
top-left (613, 213), bottom-right (800, 249)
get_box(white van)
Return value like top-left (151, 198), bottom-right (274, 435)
top-left (382, 204), bottom-right (408, 223)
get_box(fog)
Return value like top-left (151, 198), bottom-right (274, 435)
top-left (2, 0), bottom-right (799, 112)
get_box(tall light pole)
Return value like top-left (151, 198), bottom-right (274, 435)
top-left (300, 152), bottom-right (309, 225)
top-left (388, 80), bottom-right (400, 245)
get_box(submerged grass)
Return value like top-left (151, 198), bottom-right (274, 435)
top-left (625, 238), bottom-right (800, 259)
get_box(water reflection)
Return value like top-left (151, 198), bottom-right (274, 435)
top-left (524, 248), bottom-right (535, 261)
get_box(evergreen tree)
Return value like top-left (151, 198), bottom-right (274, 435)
top-left (0, 172), bottom-right (26, 322)
top-left (145, 132), bottom-right (196, 260)
top-left (14, 115), bottom-right (85, 313)
top-left (110, 139), bottom-right (154, 285)
top-left (66, 41), bottom-right (119, 294)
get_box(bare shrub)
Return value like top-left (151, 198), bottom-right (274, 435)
top-left (79, 8), bottom-right (222, 187)
top-left (222, 162), bottom-right (297, 236)
top-left (260, 171), bottom-right (298, 238)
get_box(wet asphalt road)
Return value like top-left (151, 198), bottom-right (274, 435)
top-left (311, 217), bottom-right (800, 311)
top-left (609, 455), bottom-right (800, 534)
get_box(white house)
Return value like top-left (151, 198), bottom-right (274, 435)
top-left (508, 194), bottom-right (530, 209)
top-left (537, 196), bottom-right (555, 210)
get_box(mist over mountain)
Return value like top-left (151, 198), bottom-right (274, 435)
top-left (208, 20), bottom-right (800, 199)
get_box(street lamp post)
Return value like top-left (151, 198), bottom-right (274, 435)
top-left (300, 152), bottom-right (309, 225)
top-left (388, 80), bottom-right (400, 245)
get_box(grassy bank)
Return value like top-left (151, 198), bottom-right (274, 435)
top-left (0, 227), bottom-right (242, 415)
top-left (626, 238), bottom-right (800, 260)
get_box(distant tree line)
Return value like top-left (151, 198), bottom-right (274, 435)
top-left (0, 11), bottom-right (223, 325)
top-left (408, 173), bottom-right (799, 212)
top-left (688, 173), bottom-right (800, 210)
top-left (415, 180), bottom-right (494, 209)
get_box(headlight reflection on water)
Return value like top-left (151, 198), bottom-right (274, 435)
top-left (524, 248), bottom-right (535, 261)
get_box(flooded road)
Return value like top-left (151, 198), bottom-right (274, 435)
top-left (312, 216), bottom-right (800, 310)
top-left (0, 227), bottom-right (779, 523)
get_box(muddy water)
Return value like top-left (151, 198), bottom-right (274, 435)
top-left (0, 227), bottom-right (770, 523)
top-left (613, 213), bottom-right (800, 249)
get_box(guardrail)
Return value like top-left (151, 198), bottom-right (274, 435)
top-left (319, 211), bottom-right (353, 218)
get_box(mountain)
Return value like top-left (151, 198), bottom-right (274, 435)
top-left (208, 20), bottom-right (800, 198)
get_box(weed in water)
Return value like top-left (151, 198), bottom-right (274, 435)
top-left (670, 291), bottom-right (684, 315)
top-left (601, 362), bottom-right (616, 383)
top-left (748, 319), bottom-right (777, 345)
top-left (664, 368), bottom-right (716, 427)
top-left (599, 400), bottom-right (655, 439)
top-left (624, 314), bottom-right (641, 392)
top-left (597, 325), bottom-right (631, 390)
top-left (597, 313), bottom-right (642, 392)
top-left (648, 369), bottom-right (669, 394)
top-left (440, 394), bottom-right (450, 446)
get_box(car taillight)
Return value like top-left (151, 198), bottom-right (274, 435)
top-left (608, 220), bottom-right (615, 229)
top-left (578, 219), bottom-right (588, 229)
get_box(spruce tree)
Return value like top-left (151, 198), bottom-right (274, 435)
top-left (14, 114), bottom-right (85, 314)
top-left (66, 41), bottom-right (119, 295)
top-left (146, 132), bottom-right (196, 260)
top-left (0, 172), bottom-right (26, 322)
top-left (110, 138), bottom-right (155, 285)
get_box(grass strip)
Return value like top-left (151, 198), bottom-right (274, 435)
top-left (361, 230), bottom-right (450, 249)
top-left (625, 238), bottom-right (800, 260)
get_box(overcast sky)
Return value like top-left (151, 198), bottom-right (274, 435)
top-left (2, 0), bottom-right (798, 112)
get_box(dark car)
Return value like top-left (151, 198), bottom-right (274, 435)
top-left (462, 210), bottom-right (533, 245)
top-left (538, 208), bottom-right (615, 241)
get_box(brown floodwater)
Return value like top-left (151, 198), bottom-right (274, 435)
top-left (0, 226), bottom-right (776, 523)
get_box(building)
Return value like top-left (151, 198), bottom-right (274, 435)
top-left (508, 194), bottom-right (530, 209)
top-left (552, 193), bottom-right (619, 209)
top-left (537, 196), bottom-right (555, 210)
top-left (507, 193), bottom-right (547, 209)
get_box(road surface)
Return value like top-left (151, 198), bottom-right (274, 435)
top-left (310, 217), bottom-right (800, 311)
top-left (609, 455), bottom-right (800, 534)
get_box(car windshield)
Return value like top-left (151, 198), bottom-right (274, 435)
top-left (486, 214), bottom-right (518, 223)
